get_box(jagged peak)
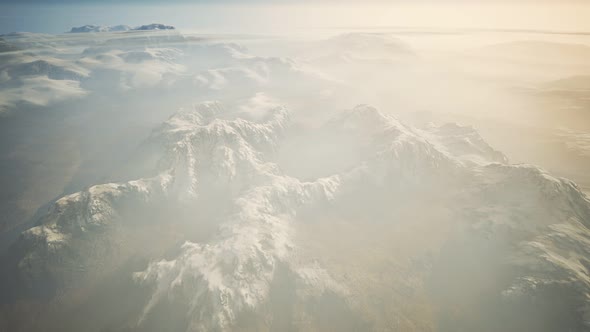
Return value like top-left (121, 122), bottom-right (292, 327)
top-left (423, 121), bottom-right (509, 166)
top-left (326, 104), bottom-right (408, 139)
top-left (8, 98), bottom-right (590, 332)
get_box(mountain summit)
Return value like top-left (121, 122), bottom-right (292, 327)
top-left (69, 23), bottom-right (174, 33)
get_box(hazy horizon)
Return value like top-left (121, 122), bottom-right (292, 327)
top-left (1, 2), bottom-right (590, 34)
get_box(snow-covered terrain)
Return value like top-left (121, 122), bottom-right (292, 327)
top-left (5, 98), bottom-right (590, 331)
top-left (0, 27), bottom-right (590, 332)
top-left (70, 24), bottom-right (174, 33)
top-left (70, 25), bottom-right (133, 33)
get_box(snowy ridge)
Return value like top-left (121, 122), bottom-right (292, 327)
top-left (70, 24), bottom-right (174, 33)
top-left (134, 175), bottom-right (342, 331)
top-left (424, 122), bottom-right (509, 165)
top-left (8, 98), bottom-right (590, 330)
top-left (70, 25), bottom-right (132, 33)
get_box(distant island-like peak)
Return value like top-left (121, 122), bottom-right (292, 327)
top-left (69, 23), bottom-right (175, 33)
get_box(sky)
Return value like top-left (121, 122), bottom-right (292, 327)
top-left (0, 2), bottom-right (589, 34)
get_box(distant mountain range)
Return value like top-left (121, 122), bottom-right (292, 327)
top-left (69, 23), bottom-right (175, 33)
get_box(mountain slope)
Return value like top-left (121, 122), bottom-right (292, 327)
top-left (2, 100), bottom-right (590, 331)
